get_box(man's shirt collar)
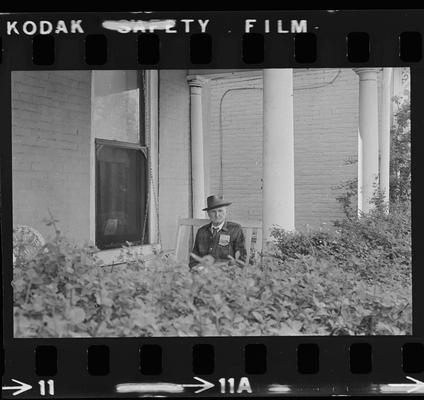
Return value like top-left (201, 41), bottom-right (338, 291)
top-left (210, 220), bottom-right (226, 232)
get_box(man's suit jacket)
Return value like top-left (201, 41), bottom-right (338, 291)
top-left (189, 220), bottom-right (246, 268)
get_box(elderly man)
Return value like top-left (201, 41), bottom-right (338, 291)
top-left (189, 195), bottom-right (247, 269)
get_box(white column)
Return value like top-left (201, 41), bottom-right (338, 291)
top-left (379, 68), bottom-right (393, 209)
top-left (146, 70), bottom-right (159, 243)
top-left (188, 76), bottom-right (207, 218)
top-left (262, 69), bottom-right (295, 245)
top-left (353, 68), bottom-right (380, 214)
top-left (357, 128), bottom-right (363, 213)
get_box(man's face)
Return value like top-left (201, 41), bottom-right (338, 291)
top-left (207, 206), bottom-right (227, 226)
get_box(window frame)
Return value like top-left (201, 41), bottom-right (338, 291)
top-left (94, 138), bottom-right (149, 250)
top-left (89, 70), bottom-right (159, 264)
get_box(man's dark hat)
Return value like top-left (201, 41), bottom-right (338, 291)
top-left (203, 195), bottom-right (232, 211)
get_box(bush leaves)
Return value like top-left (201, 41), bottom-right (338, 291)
top-left (13, 201), bottom-right (411, 337)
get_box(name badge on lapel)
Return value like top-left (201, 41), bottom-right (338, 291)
top-left (219, 234), bottom-right (230, 246)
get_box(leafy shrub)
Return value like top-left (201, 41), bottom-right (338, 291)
top-left (268, 197), bottom-right (411, 335)
top-left (272, 199), bottom-right (410, 274)
top-left (13, 206), bottom-right (411, 337)
top-left (13, 222), bottom-right (104, 337)
top-left (390, 95), bottom-right (411, 204)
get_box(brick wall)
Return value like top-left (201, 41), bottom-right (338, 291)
top-left (203, 74), bottom-right (263, 223)
top-left (202, 69), bottom-right (360, 229)
top-left (294, 68), bottom-right (358, 228)
top-left (12, 71), bottom-right (92, 243)
top-left (158, 70), bottom-right (191, 249)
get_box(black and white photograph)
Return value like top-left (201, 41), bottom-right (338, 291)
top-left (12, 67), bottom-right (411, 337)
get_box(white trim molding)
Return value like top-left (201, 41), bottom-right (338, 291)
top-left (96, 243), bottom-right (162, 267)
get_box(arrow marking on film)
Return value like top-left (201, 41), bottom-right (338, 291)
top-left (2, 379), bottom-right (32, 396)
top-left (387, 376), bottom-right (424, 393)
top-left (181, 377), bottom-right (214, 393)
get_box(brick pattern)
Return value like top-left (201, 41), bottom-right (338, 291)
top-left (203, 69), bottom-right (361, 229)
top-left (203, 75), bottom-right (263, 223)
top-left (12, 71), bottom-right (92, 243)
top-left (294, 68), bottom-right (358, 228)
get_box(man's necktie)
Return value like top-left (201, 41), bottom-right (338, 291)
top-left (212, 227), bottom-right (219, 238)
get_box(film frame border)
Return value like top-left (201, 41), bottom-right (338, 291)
top-left (1, 9), bottom-right (423, 398)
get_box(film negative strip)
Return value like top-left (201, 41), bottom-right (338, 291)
top-left (1, 9), bottom-right (423, 398)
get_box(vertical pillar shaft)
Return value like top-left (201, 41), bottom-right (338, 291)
top-left (262, 69), bottom-right (295, 245)
top-left (146, 70), bottom-right (159, 243)
top-left (379, 68), bottom-right (393, 209)
top-left (357, 128), bottom-right (363, 213)
top-left (188, 76), bottom-right (207, 218)
top-left (354, 68), bottom-right (380, 214)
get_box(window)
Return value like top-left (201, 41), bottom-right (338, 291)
top-left (92, 70), bottom-right (149, 250)
top-left (95, 141), bottom-right (148, 249)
